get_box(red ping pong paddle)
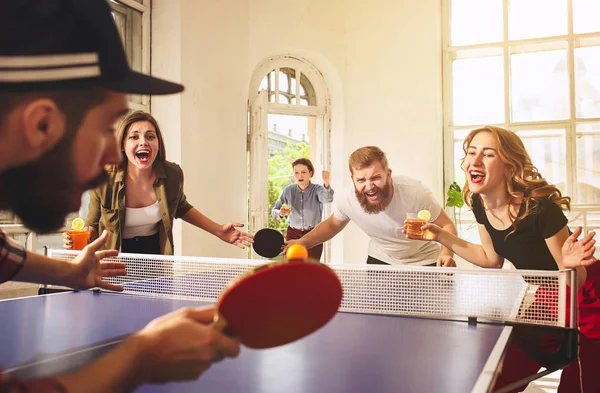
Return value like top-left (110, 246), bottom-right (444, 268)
top-left (212, 258), bottom-right (343, 349)
top-left (252, 228), bottom-right (285, 258)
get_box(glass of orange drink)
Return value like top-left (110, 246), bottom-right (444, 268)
top-left (405, 210), bottom-right (431, 240)
top-left (67, 217), bottom-right (89, 250)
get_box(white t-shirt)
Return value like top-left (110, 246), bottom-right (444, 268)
top-left (333, 176), bottom-right (442, 266)
top-left (123, 201), bottom-right (161, 239)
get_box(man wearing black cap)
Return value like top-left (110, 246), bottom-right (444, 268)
top-left (0, 0), bottom-right (240, 391)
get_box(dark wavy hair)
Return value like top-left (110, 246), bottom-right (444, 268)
top-left (292, 158), bottom-right (315, 175)
top-left (462, 126), bottom-right (570, 237)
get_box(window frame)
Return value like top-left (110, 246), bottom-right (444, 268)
top-left (108, 0), bottom-right (151, 112)
top-left (248, 55), bottom-right (332, 262)
top-left (442, 0), bottom-right (600, 232)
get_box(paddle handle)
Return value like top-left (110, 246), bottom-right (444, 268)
top-left (212, 313), bottom-right (236, 338)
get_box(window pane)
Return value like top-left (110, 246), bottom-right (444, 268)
top-left (576, 123), bottom-right (600, 204)
top-left (569, 208), bottom-right (600, 239)
top-left (574, 0), bottom-right (600, 34)
top-left (451, 0), bottom-right (503, 46)
top-left (269, 114), bottom-right (309, 140)
top-left (278, 94), bottom-right (289, 104)
top-left (278, 69), bottom-right (289, 92)
top-left (511, 50), bottom-right (569, 122)
top-left (452, 56), bottom-right (505, 125)
top-left (455, 212), bottom-right (481, 245)
top-left (300, 75), bottom-right (316, 106)
top-left (130, 9), bottom-right (143, 73)
top-left (112, 12), bottom-right (126, 43)
top-left (508, 0), bottom-right (567, 40)
top-left (130, 8), bottom-right (144, 105)
top-left (516, 129), bottom-right (567, 192)
top-left (575, 46), bottom-right (600, 119)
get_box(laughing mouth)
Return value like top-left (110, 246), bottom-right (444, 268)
top-left (365, 189), bottom-right (379, 201)
top-left (135, 149), bottom-right (151, 163)
top-left (470, 170), bottom-right (485, 184)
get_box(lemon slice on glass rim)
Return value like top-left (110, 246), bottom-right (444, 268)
top-left (71, 217), bottom-right (85, 231)
top-left (417, 210), bottom-right (431, 222)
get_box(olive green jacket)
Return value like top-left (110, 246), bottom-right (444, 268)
top-left (87, 161), bottom-right (193, 255)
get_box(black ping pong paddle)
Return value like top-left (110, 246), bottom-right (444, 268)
top-left (252, 228), bottom-right (285, 258)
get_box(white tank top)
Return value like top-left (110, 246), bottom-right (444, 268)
top-left (123, 201), bottom-right (161, 239)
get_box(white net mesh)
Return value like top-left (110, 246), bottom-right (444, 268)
top-left (48, 250), bottom-right (570, 328)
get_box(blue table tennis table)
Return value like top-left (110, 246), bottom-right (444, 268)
top-left (0, 252), bottom-right (579, 393)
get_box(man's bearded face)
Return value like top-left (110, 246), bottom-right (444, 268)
top-left (0, 125), bottom-right (107, 233)
top-left (352, 163), bottom-right (393, 214)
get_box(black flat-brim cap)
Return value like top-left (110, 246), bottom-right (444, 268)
top-left (0, 0), bottom-right (184, 95)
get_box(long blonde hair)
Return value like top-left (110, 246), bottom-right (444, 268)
top-left (462, 126), bottom-right (570, 236)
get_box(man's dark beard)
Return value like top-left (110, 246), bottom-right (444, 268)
top-left (355, 179), bottom-right (393, 214)
top-left (0, 135), bottom-right (108, 233)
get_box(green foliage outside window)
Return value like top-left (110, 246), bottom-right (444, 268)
top-left (446, 181), bottom-right (469, 233)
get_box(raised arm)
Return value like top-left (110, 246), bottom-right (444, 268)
top-left (561, 226), bottom-right (597, 268)
top-left (316, 172), bottom-right (334, 204)
top-left (545, 226), bottom-right (589, 289)
top-left (316, 171), bottom-right (334, 203)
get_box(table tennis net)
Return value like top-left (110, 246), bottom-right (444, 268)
top-left (48, 250), bottom-right (573, 328)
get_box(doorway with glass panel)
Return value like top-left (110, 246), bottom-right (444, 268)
top-left (248, 58), bottom-right (331, 261)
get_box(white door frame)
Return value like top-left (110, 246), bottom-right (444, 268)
top-left (247, 55), bottom-right (332, 261)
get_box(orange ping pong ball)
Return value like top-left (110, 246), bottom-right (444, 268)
top-left (286, 244), bottom-right (309, 260)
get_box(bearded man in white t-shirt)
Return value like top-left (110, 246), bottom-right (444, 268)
top-left (286, 146), bottom-right (457, 266)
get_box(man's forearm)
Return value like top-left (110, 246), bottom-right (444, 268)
top-left (301, 218), bottom-right (344, 249)
top-left (56, 335), bottom-right (145, 393)
top-left (13, 251), bottom-right (77, 287)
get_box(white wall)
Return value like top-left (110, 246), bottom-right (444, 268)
top-left (342, 0), bottom-right (444, 263)
top-left (151, 0), bottom-right (183, 254)
top-left (152, 0), bottom-right (443, 263)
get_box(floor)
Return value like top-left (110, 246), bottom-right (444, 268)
top-left (0, 281), bottom-right (38, 300)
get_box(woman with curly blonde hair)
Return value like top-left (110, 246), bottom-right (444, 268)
top-left (412, 126), bottom-right (599, 392)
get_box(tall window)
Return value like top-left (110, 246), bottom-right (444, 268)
top-left (443, 0), bottom-right (600, 240)
top-left (248, 56), bottom-right (331, 261)
top-left (109, 0), bottom-right (151, 112)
